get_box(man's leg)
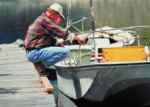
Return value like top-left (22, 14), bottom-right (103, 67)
top-left (45, 68), bottom-right (57, 80)
top-left (37, 47), bottom-right (70, 92)
top-left (26, 47), bottom-right (70, 68)
top-left (33, 62), bottom-right (47, 76)
top-left (38, 47), bottom-right (70, 67)
top-left (33, 62), bottom-right (57, 81)
top-left (26, 47), bottom-right (70, 93)
top-left (33, 62), bottom-right (54, 93)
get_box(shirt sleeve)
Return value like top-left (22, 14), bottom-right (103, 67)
top-left (41, 19), bottom-right (68, 39)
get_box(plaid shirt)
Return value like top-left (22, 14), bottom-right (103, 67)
top-left (24, 12), bottom-right (67, 50)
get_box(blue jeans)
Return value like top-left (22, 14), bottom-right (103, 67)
top-left (26, 46), bottom-right (70, 68)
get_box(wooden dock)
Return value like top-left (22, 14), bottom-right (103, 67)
top-left (0, 43), bottom-right (55, 107)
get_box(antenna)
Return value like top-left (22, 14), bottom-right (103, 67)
top-left (66, 0), bottom-right (72, 28)
top-left (90, 0), bottom-right (97, 62)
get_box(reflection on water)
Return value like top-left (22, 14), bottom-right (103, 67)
top-left (0, 0), bottom-right (150, 44)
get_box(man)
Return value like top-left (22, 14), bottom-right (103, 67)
top-left (24, 3), bottom-right (87, 92)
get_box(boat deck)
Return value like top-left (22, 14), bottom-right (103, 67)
top-left (0, 43), bottom-right (55, 107)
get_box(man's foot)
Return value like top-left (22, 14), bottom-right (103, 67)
top-left (40, 76), bottom-right (54, 94)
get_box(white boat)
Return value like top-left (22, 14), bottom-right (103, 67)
top-left (54, 33), bottom-right (150, 106)
top-left (54, 1), bottom-right (150, 106)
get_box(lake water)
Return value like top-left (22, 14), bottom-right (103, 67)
top-left (0, 0), bottom-right (150, 44)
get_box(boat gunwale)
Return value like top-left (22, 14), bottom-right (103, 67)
top-left (55, 61), bottom-right (150, 69)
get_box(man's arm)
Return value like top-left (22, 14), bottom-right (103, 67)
top-left (41, 19), bottom-right (68, 39)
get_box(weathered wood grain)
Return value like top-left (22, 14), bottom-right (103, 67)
top-left (0, 44), bottom-right (55, 107)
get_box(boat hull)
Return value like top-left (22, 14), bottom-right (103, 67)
top-left (55, 62), bottom-right (150, 102)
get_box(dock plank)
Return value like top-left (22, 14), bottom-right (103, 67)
top-left (0, 44), bottom-right (55, 107)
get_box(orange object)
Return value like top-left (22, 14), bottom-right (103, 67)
top-left (102, 46), bottom-right (147, 62)
top-left (40, 76), bottom-right (54, 94)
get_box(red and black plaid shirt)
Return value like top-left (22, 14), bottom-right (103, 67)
top-left (24, 12), bottom-right (67, 50)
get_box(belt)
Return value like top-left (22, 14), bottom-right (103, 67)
top-left (26, 45), bottom-right (51, 52)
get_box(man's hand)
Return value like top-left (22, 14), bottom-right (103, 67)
top-left (55, 37), bottom-right (64, 46)
top-left (73, 34), bottom-right (88, 45)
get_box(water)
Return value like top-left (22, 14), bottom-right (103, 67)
top-left (0, 0), bottom-right (150, 44)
